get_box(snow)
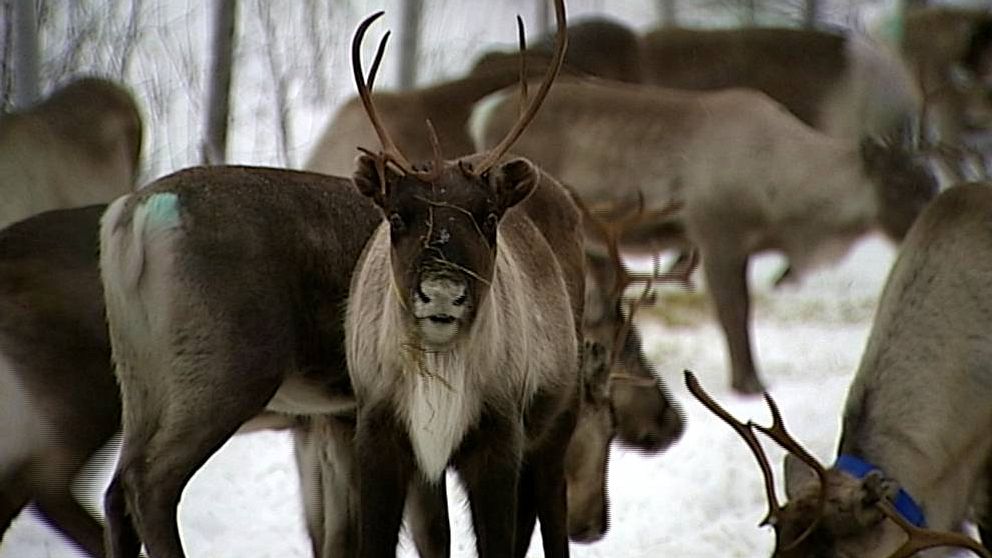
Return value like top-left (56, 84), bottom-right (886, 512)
top-left (1, 234), bottom-right (904, 557)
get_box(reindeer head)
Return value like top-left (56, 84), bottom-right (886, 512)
top-left (685, 371), bottom-right (992, 558)
top-left (860, 138), bottom-right (938, 241)
top-left (350, 3), bottom-right (566, 350)
top-left (354, 154), bottom-right (538, 348)
top-left (581, 201), bottom-right (691, 454)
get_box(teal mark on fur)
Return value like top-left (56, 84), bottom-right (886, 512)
top-left (142, 193), bottom-right (180, 230)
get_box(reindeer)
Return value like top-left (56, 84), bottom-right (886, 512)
top-left (686, 182), bottom-right (992, 558)
top-left (638, 26), bottom-right (921, 145)
top-left (901, 6), bottom-right (992, 147)
top-left (340, 1), bottom-right (590, 555)
top-left (304, 17), bottom-right (640, 177)
top-left (0, 77), bottom-right (142, 229)
top-left (99, 165), bottom-right (384, 558)
top-left (0, 205), bottom-right (117, 558)
top-left (681, 182), bottom-right (992, 556)
top-left (472, 78), bottom-right (938, 394)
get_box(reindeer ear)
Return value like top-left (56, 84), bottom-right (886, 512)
top-left (353, 153), bottom-right (401, 207)
top-left (492, 157), bottom-right (538, 211)
top-left (784, 453), bottom-right (820, 500)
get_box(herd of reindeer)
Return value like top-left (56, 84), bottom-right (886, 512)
top-left (2, 1), bottom-right (992, 557)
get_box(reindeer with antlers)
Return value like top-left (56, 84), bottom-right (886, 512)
top-left (472, 77), bottom-right (938, 394)
top-left (343, 1), bottom-right (585, 556)
top-left (685, 182), bottom-right (992, 558)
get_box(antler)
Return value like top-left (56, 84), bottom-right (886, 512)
top-left (515, 15), bottom-right (529, 117)
top-left (352, 12), bottom-right (414, 175)
top-left (471, 0), bottom-right (568, 175)
top-left (750, 391), bottom-right (829, 549)
top-left (580, 195), bottom-right (688, 380)
top-left (684, 371), bottom-right (783, 527)
top-left (878, 500), bottom-right (992, 558)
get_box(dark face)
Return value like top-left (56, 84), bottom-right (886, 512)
top-left (861, 139), bottom-right (938, 241)
top-left (354, 154), bottom-right (537, 349)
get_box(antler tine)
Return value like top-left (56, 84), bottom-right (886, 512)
top-left (423, 119), bottom-right (444, 182)
top-left (352, 11), bottom-right (414, 174)
top-left (684, 371), bottom-right (783, 527)
top-left (472, 0), bottom-right (567, 175)
top-left (516, 15), bottom-right (529, 117)
top-left (751, 392), bottom-right (828, 549)
top-left (366, 30), bottom-right (390, 91)
top-left (878, 500), bottom-right (992, 558)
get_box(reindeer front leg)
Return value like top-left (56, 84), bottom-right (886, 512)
top-left (407, 476), bottom-right (450, 558)
top-left (455, 411), bottom-right (524, 558)
top-left (355, 403), bottom-right (415, 558)
top-left (702, 248), bottom-right (764, 394)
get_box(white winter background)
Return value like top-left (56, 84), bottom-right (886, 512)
top-left (1, 0), bottom-right (983, 556)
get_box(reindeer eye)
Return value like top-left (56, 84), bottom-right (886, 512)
top-left (388, 213), bottom-right (405, 232)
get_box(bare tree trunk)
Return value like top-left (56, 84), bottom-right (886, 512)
top-left (257, 0), bottom-right (291, 167)
top-left (804, 0), bottom-right (819, 28)
top-left (659, 0), bottom-right (679, 28)
top-left (118, 0), bottom-right (144, 80)
top-left (397, 0), bottom-right (422, 91)
top-left (743, 0), bottom-right (757, 26)
top-left (202, 0), bottom-right (237, 165)
top-left (11, 0), bottom-right (39, 109)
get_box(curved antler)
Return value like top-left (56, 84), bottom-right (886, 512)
top-left (352, 11), bottom-right (415, 175)
top-left (878, 500), bottom-right (992, 558)
top-left (750, 392), bottom-right (829, 549)
top-left (471, 0), bottom-right (568, 175)
top-left (684, 371), bottom-right (783, 527)
top-left (685, 371), bottom-right (833, 551)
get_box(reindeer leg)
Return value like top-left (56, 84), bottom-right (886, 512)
top-left (317, 416), bottom-right (360, 558)
top-left (513, 464), bottom-right (538, 558)
top-left (291, 420), bottom-right (326, 557)
top-left (355, 403), bottom-right (414, 558)
top-left (529, 408), bottom-right (575, 558)
top-left (703, 250), bottom-right (764, 394)
top-left (455, 411), bottom-right (523, 558)
top-left (108, 351), bottom-right (284, 558)
top-left (34, 488), bottom-right (106, 558)
top-left (104, 470), bottom-right (140, 558)
top-left (0, 473), bottom-right (30, 545)
top-left (407, 475), bottom-right (450, 558)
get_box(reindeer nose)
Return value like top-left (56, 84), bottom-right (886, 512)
top-left (417, 277), bottom-right (468, 308)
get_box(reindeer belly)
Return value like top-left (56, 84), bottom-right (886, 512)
top-left (401, 358), bottom-right (479, 482)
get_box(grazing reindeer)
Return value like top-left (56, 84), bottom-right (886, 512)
top-left (0, 205), bottom-right (117, 558)
top-left (638, 27), bottom-right (920, 144)
top-left (0, 77), bottom-right (142, 229)
top-left (901, 6), bottom-right (992, 146)
top-left (472, 78), bottom-right (938, 394)
top-left (99, 166), bottom-right (383, 558)
top-left (342, 1), bottom-right (585, 556)
top-left (686, 248), bottom-right (992, 558)
top-left (304, 17), bottom-right (640, 177)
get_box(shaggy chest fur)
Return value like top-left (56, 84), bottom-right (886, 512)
top-left (398, 351), bottom-right (481, 481)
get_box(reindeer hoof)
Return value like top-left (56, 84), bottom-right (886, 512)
top-left (732, 375), bottom-right (766, 395)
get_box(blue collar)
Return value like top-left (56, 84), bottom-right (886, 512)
top-left (835, 454), bottom-right (927, 528)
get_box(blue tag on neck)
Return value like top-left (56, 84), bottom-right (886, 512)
top-left (835, 454), bottom-right (927, 528)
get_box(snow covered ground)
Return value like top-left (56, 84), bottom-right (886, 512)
top-left (2, 233), bottom-right (908, 557)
